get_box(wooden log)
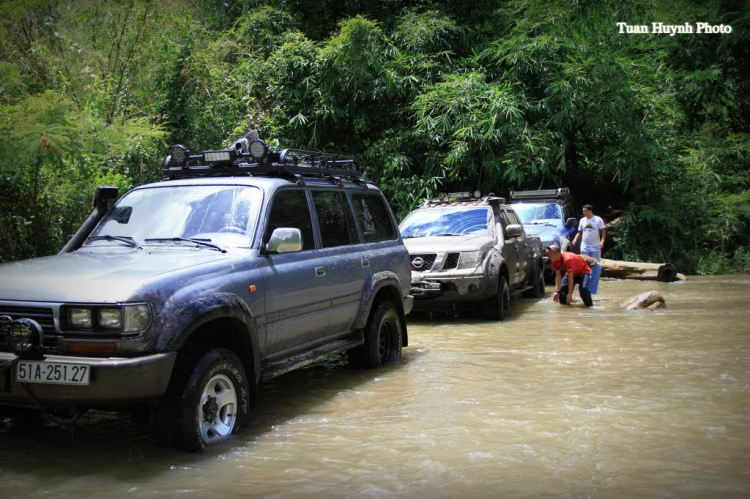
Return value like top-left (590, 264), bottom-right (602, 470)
top-left (600, 258), bottom-right (684, 282)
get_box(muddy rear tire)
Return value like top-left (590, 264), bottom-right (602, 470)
top-left (481, 275), bottom-right (510, 321)
top-left (348, 300), bottom-right (402, 368)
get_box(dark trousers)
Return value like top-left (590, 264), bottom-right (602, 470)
top-left (560, 274), bottom-right (593, 306)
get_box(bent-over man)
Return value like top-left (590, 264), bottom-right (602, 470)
top-left (546, 243), bottom-right (601, 307)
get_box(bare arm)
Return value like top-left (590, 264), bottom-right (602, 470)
top-left (600, 227), bottom-right (607, 249)
top-left (566, 269), bottom-right (576, 302)
top-left (572, 230), bottom-right (581, 246)
top-left (553, 270), bottom-right (562, 302)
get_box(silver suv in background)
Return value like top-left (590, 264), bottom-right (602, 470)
top-left (400, 193), bottom-right (545, 320)
top-left (0, 132), bottom-right (412, 451)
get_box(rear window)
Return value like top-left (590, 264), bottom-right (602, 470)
top-left (352, 193), bottom-right (397, 243)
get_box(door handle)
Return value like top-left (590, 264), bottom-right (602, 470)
top-left (315, 266), bottom-right (326, 277)
top-left (361, 259), bottom-right (370, 268)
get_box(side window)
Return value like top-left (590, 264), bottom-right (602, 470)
top-left (264, 189), bottom-right (315, 251)
top-left (312, 190), bottom-right (358, 248)
top-left (352, 193), bottom-right (396, 243)
top-left (507, 210), bottom-right (521, 225)
top-left (499, 209), bottom-right (513, 228)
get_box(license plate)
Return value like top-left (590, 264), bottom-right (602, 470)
top-left (16, 361), bottom-right (90, 386)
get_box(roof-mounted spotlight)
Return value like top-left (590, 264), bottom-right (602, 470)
top-left (170, 144), bottom-right (190, 167)
top-left (248, 139), bottom-right (268, 161)
top-left (473, 189), bottom-right (481, 199)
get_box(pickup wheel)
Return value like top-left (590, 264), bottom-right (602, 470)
top-left (523, 266), bottom-right (546, 299)
top-left (348, 300), bottom-right (402, 368)
top-left (481, 275), bottom-right (510, 321)
top-left (155, 348), bottom-right (249, 451)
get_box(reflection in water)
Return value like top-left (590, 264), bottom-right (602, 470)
top-left (1, 277), bottom-right (750, 498)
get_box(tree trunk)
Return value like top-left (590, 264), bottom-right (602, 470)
top-left (600, 258), bottom-right (685, 282)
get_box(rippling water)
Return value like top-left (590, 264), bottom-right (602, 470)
top-left (1, 276), bottom-right (749, 498)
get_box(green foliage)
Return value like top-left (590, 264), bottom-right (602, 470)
top-left (0, 0), bottom-right (748, 273)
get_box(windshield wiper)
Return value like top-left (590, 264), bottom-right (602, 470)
top-left (433, 233), bottom-right (463, 237)
top-left (144, 237), bottom-right (227, 253)
top-left (87, 235), bottom-right (139, 248)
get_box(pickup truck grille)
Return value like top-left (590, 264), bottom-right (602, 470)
top-left (443, 253), bottom-right (460, 270)
top-left (0, 306), bottom-right (60, 353)
top-left (410, 254), bottom-right (436, 272)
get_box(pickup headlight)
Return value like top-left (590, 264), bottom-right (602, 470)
top-left (64, 304), bottom-right (151, 333)
top-left (457, 250), bottom-right (485, 269)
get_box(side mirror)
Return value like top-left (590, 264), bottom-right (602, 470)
top-left (566, 217), bottom-right (577, 228)
top-left (505, 224), bottom-right (523, 238)
top-left (266, 228), bottom-right (303, 254)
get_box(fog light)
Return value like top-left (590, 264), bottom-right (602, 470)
top-left (10, 318), bottom-right (44, 358)
top-left (69, 308), bottom-right (92, 328)
top-left (98, 309), bottom-right (122, 328)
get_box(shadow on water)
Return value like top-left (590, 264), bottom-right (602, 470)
top-left (0, 352), bottom-right (421, 480)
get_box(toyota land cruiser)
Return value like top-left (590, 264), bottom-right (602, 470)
top-left (0, 132), bottom-right (413, 451)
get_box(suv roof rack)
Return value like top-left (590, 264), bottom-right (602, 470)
top-left (510, 187), bottom-right (571, 200)
top-left (163, 132), bottom-right (363, 181)
top-left (421, 192), bottom-right (506, 208)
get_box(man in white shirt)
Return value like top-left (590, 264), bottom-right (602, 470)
top-left (572, 204), bottom-right (606, 261)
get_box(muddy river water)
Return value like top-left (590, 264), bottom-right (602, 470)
top-left (1, 276), bottom-right (749, 498)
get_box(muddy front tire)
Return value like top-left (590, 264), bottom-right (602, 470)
top-left (523, 266), bottom-right (546, 299)
top-left (348, 300), bottom-right (402, 368)
top-left (481, 275), bottom-right (510, 321)
top-left (155, 348), bottom-right (249, 452)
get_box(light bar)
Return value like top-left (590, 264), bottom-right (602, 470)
top-left (204, 150), bottom-right (234, 163)
top-left (510, 188), bottom-right (570, 200)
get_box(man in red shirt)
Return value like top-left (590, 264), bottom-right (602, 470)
top-left (545, 243), bottom-right (599, 306)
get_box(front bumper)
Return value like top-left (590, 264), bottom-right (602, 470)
top-left (403, 295), bottom-right (414, 316)
top-left (410, 271), bottom-right (494, 309)
top-left (0, 351), bottom-right (176, 408)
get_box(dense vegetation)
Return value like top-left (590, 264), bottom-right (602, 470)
top-left (1, 0), bottom-right (748, 273)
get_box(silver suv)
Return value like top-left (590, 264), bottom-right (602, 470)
top-left (400, 193), bottom-right (545, 319)
top-left (0, 133), bottom-right (412, 451)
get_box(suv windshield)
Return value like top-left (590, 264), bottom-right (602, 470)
top-left (513, 202), bottom-right (562, 227)
top-left (400, 207), bottom-right (493, 238)
top-left (87, 185), bottom-right (262, 249)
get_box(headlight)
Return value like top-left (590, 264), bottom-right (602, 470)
top-left (123, 304), bottom-right (151, 333)
top-left (457, 250), bottom-right (485, 269)
top-left (69, 308), bottom-right (92, 328)
top-left (98, 308), bottom-right (122, 328)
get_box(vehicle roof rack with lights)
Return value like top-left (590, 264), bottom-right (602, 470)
top-left (163, 130), bottom-right (363, 182)
top-left (509, 187), bottom-right (571, 200)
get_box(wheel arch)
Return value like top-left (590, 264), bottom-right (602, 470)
top-left (354, 272), bottom-right (408, 347)
top-left (163, 293), bottom-right (261, 389)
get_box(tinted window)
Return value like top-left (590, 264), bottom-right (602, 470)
top-left (312, 190), bottom-right (358, 248)
top-left (499, 209), bottom-right (513, 228)
top-left (352, 193), bottom-right (396, 243)
top-left (265, 189), bottom-right (315, 250)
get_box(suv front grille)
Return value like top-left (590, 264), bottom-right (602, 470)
top-left (442, 253), bottom-right (460, 270)
top-left (0, 306), bottom-right (60, 353)
top-left (410, 254), bottom-right (436, 272)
